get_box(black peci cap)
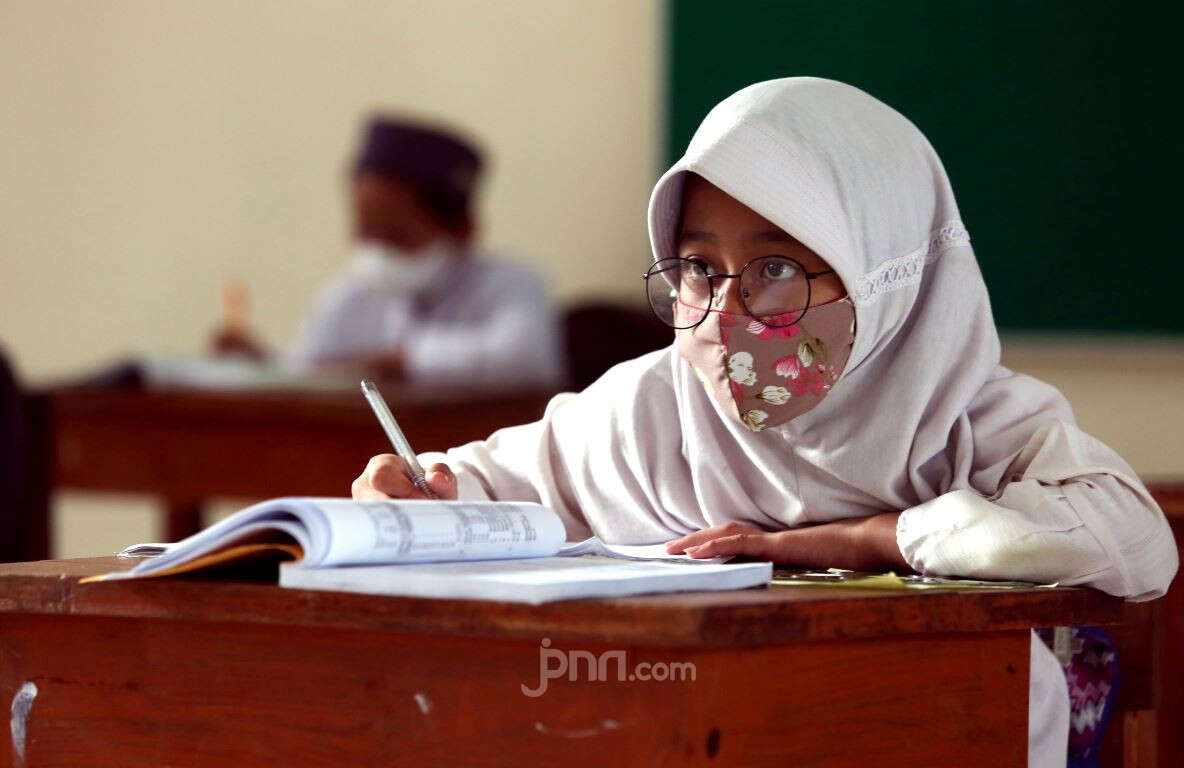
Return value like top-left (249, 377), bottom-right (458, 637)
top-left (353, 116), bottom-right (484, 224)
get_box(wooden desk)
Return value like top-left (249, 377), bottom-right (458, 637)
top-left (30, 385), bottom-right (554, 551)
top-left (0, 558), bottom-right (1126, 767)
top-left (1147, 483), bottom-right (1184, 768)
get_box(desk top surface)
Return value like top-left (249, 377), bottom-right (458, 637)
top-left (0, 557), bottom-right (1125, 648)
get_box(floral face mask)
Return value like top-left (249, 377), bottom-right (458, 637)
top-left (675, 296), bottom-right (856, 432)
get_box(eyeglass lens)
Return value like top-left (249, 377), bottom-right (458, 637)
top-left (645, 256), bottom-right (810, 328)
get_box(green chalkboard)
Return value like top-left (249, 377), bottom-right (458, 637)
top-left (667, 1), bottom-right (1179, 333)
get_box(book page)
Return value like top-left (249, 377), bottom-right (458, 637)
top-left (107, 498), bottom-right (566, 580)
top-left (114, 509), bottom-right (319, 579)
top-left (312, 499), bottom-right (566, 566)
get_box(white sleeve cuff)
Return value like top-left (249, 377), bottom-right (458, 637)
top-left (895, 486), bottom-right (1110, 584)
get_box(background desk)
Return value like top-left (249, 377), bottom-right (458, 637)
top-left (28, 385), bottom-right (554, 554)
top-left (0, 558), bottom-right (1127, 767)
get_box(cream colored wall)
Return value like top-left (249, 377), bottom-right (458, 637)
top-left (999, 337), bottom-right (1184, 481)
top-left (1, 0), bottom-right (661, 382)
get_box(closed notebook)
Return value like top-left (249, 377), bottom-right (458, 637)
top-left (93, 497), bottom-right (771, 604)
top-left (279, 555), bottom-right (771, 604)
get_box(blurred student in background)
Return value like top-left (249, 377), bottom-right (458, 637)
top-left (216, 116), bottom-right (563, 386)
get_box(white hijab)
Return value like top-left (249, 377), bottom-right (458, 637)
top-left (644, 76), bottom-right (1073, 516)
top-left (444, 77), bottom-right (1168, 590)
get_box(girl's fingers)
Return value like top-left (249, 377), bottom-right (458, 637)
top-left (665, 526), bottom-right (727, 553)
top-left (686, 532), bottom-right (777, 559)
top-left (352, 455), bottom-right (456, 501)
top-left (368, 455), bottom-right (418, 497)
top-left (425, 463), bottom-right (459, 500)
top-left (665, 522), bottom-right (761, 554)
top-left (350, 479), bottom-right (390, 501)
top-left (355, 454), bottom-right (415, 499)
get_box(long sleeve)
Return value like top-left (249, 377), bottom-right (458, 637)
top-left (420, 392), bottom-right (593, 540)
top-left (289, 277), bottom-right (414, 365)
top-left (401, 267), bottom-right (563, 387)
top-left (418, 349), bottom-right (699, 544)
top-left (289, 281), bottom-right (355, 364)
top-left (896, 419), bottom-right (1178, 601)
top-left (289, 257), bottom-right (562, 387)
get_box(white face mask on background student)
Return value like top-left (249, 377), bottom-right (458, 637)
top-left (347, 240), bottom-right (454, 296)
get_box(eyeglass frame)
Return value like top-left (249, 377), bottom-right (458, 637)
top-left (642, 255), bottom-right (837, 330)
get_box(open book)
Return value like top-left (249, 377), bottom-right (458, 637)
top-left (96, 498), bottom-right (772, 604)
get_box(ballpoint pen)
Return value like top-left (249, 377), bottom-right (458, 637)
top-left (359, 379), bottom-right (440, 500)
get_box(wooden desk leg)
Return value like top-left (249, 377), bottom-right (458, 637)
top-left (17, 393), bottom-right (51, 562)
top-left (1102, 600), bottom-right (1164, 768)
top-left (165, 499), bottom-right (203, 543)
top-left (1122, 711), bottom-right (1158, 768)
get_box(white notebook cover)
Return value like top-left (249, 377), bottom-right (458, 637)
top-left (279, 555), bottom-right (772, 604)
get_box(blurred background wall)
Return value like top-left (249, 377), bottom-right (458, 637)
top-left (0, 0), bottom-right (1180, 558)
top-left (0, 0), bottom-right (660, 382)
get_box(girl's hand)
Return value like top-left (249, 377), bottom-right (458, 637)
top-left (351, 454), bottom-right (459, 501)
top-left (665, 512), bottom-right (910, 571)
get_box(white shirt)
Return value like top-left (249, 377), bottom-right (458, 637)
top-left (425, 347), bottom-right (1177, 602)
top-left (292, 254), bottom-right (564, 386)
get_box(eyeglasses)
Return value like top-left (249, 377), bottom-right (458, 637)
top-left (643, 255), bottom-right (836, 330)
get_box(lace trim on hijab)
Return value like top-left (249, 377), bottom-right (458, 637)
top-left (851, 222), bottom-right (970, 304)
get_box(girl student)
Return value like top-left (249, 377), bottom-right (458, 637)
top-left (351, 78), bottom-right (1177, 764)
